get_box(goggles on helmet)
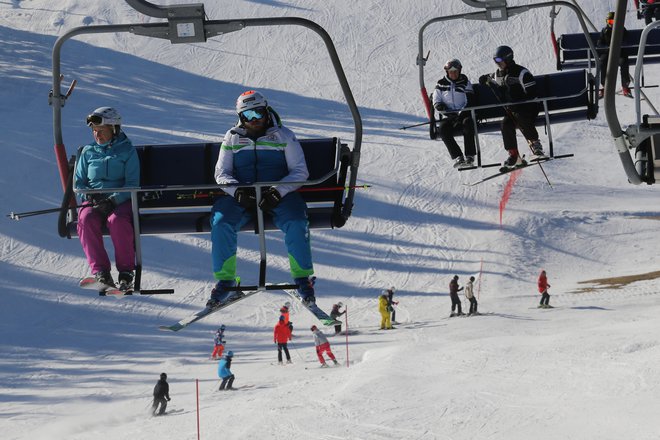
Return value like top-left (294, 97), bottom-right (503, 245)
top-left (86, 114), bottom-right (104, 126)
top-left (444, 60), bottom-right (461, 72)
top-left (239, 107), bottom-right (267, 122)
top-left (606, 19), bottom-right (614, 25)
top-left (494, 57), bottom-right (506, 63)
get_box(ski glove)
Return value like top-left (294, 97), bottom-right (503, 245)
top-left (478, 74), bottom-right (492, 86)
top-left (434, 102), bottom-right (446, 111)
top-left (259, 187), bottom-right (282, 212)
top-left (234, 187), bottom-right (256, 210)
top-left (93, 198), bottom-right (115, 217)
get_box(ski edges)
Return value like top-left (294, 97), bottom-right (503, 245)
top-left (465, 154), bottom-right (573, 186)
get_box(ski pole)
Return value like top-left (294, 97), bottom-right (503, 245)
top-left (7, 203), bottom-right (93, 220)
top-left (399, 120), bottom-right (431, 130)
top-left (484, 81), bottom-right (553, 188)
top-left (287, 339), bottom-right (305, 362)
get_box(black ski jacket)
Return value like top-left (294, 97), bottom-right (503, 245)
top-left (153, 379), bottom-right (170, 399)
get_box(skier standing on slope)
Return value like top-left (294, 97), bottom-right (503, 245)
top-left (432, 58), bottom-right (477, 169)
top-left (465, 276), bottom-right (478, 316)
top-left (218, 351), bottom-right (235, 390)
top-left (449, 275), bottom-right (465, 317)
top-left (538, 270), bottom-right (552, 308)
top-left (280, 302), bottom-right (294, 333)
top-left (378, 294), bottom-right (393, 329)
top-left (274, 315), bottom-right (293, 364)
top-left (479, 46), bottom-right (546, 169)
top-left (330, 302), bottom-right (345, 335)
top-left (385, 286), bottom-right (399, 324)
top-left (206, 90), bottom-right (316, 307)
top-left (151, 373), bottom-right (171, 416)
top-left (211, 325), bottom-right (226, 360)
top-left (311, 325), bottom-right (339, 367)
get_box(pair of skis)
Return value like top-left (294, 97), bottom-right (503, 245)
top-left (158, 285), bottom-right (341, 332)
top-left (465, 154), bottom-right (574, 186)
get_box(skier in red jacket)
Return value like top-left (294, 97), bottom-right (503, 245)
top-left (273, 316), bottom-right (292, 364)
top-left (538, 270), bottom-right (552, 308)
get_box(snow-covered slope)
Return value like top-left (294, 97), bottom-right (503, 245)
top-left (2, 1), bottom-right (660, 439)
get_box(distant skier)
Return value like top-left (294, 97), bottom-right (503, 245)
top-left (465, 276), bottom-right (478, 316)
top-left (432, 58), bottom-right (477, 169)
top-left (597, 11), bottom-right (631, 98)
top-left (211, 325), bottom-right (226, 360)
top-left (273, 315), bottom-right (293, 364)
top-left (538, 270), bottom-right (552, 308)
top-left (479, 45), bottom-right (546, 169)
top-left (449, 275), bottom-right (465, 317)
top-left (378, 294), bottom-right (393, 329)
top-left (280, 302), bottom-right (294, 332)
top-left (330, 302), bottom-right (346, 334)
top-left (151, 373), bottom-right (171, 416)
top-left (311, 325), bottom-right (339, 367)
top-left (218, 351), bottom-right (235, 390)
top-left (385, 286), bottom-right (399, 324)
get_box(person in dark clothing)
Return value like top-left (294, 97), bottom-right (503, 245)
top-left (479, 45), bottom-right (546, 169)
top-left (152, 373), bottom-right (171, 416)
top-left (432, 58), bottom-right (477, 169)
top-left (597, 11), bottom-right (632, 98)
top-left (449, 275), bottom-right (464, 317)
top-left (385, 287), bottom-right (399, 324)
top-left (218, 351), bottom-right (235, 390)
top-left (640, 1), bottom-right (660, 25)
top-left (330, 302), bottom-right (345, 334)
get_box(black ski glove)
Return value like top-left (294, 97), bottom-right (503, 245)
top-left (93, 198), bottom-right (115, 217)
top-left (259, 187), bottom-right (282, 212)
top-left (434, 102), bottom-right (446, 111)
top-left (234, 187), bottom-right (256, 210)
top-left (479, 74), bottom-right (492, 86)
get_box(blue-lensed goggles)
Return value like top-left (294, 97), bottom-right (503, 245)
top-left (240, 107), bottom-right (267, 122)
top-left (493, 57), bottom-right (505, 63)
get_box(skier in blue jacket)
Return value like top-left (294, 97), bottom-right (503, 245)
top-left (74, 107), bottom-right (140, 291)
top-left (217, 351), bottom-right (235, 390)
top-left (207, 90), bottom-right (316, 307)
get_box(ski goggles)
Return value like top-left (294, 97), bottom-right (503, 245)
top-left (606, 19), bottom-right (614, 25)
top-left (239, 107), bottom-right (267, 122)
top-left (493, 57), bottom-right (506, 63)
top-left (445, 66), bottom-right (460, 73)
top-left (86, 114), bottom-right (104, 126)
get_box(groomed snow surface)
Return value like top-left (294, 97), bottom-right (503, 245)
top-left (1, 1), bottom-right (660, 439)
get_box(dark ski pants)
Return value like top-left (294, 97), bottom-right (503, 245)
top-left (152, 397), bottom-right (168, 415)
top-left (599, 53), bottom-right (630, 88)
top-left (501, 106), bottom-right (540, 153)
top-left (277, 343), bottom-right (291, 362)
top-left (450, 292), bottom-right (462, 314)
top-left (540, 292), bottom-right (550, 306)
top-left (334, 323), bottom-right (342, 334)
top-left (644, 5), bottom-right (660, 25)
top-left (390, 308), bottom-right (396, 323)
top-left (219, 374), bottom-right (235, 390)
top-left (468, 297), bottom-right (478, 314)
top-left (438, 113), bottom-right (476, 159)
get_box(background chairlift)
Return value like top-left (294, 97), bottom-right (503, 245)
top-left (50, 0), bottom-right (363, 294)
top-left (604, 0), bottom-right (660, 185)
top-left (417, 1), bottom-right (599, 169)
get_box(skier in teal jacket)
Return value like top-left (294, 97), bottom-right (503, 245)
top-left (74, 107), bottom-right (140, 290)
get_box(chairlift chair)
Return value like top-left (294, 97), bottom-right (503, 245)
top-left (417, 1), bottom-right (599, 168)
top-left (49, 0), bottom-right (363, 294)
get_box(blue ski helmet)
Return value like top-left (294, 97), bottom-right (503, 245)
top-left (493, 45), bottom-right (514, 64)
top-left (226, 351), bottom-right (234, 357)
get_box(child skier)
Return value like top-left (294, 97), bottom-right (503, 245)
top-left (330, 302), bottom-right (345, 334)
top-left (538, 270), bottom-right (552, 308)
top-left (273, 315), bottom-right (293, 364)
top-left (217, 351), bottom-right (235, 390)
top-left (311, 325), bottom-right (339, 367)
top-left (151, 373), bottom-right (171, 416)
top-left (211, 324), bottom-right (226, 360)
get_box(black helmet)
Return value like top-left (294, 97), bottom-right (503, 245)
top-left (493, 45), bottom-right (514, 63)
top-left (160, 373), bottom-right (167, 380)
top-left (444, 58), bottom-right (462, 72)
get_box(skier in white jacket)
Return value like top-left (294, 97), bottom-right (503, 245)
top-left (464, 276), bottom-right (478, 316)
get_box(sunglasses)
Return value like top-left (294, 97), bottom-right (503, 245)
top-left (240, 107), bottom-right (267, 122)
top-left (86, 114), bottom-right (104, 126)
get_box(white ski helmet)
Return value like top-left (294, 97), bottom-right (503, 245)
top-left (235, 90), bottom-right (268, 114)
top-left (86, 106), bottom-right (122, 126)
top-left (284, 301), bottom-right (291, 308)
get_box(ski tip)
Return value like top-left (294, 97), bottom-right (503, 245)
top-left (158, 325), bottom-right (179, 332)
